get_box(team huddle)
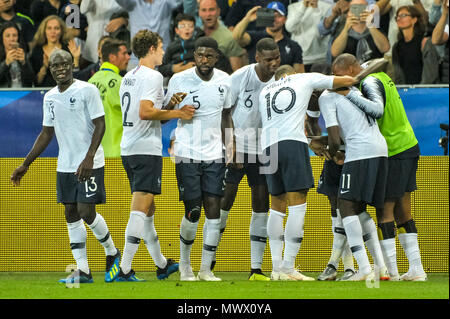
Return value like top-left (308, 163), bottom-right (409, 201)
top-left (10, 28), bottom-right (426, 284)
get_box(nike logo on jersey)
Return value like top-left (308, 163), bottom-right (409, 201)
top-left (189, 90), bottom-right (199, 94)
top-left (340, 190), bottom-right (350, 194)
top-left (86, 193), bottom-right (96, 198)
top-left (244, 89), bottom-right (253, 92)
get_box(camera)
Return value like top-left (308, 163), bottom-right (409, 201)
top-left (256, 8), bottom-right (275, 28)
top-left (439, 123), bottom-right (449, 155)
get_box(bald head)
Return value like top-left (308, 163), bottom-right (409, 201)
top-left (274, 65), bottom-right (295, 80)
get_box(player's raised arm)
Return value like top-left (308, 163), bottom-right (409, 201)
top-left (11, 126), bottom-right (55, 186)
top-left (331, 75), bottom-right (358, 89)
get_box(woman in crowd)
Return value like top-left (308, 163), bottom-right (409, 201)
top-left (0, 21), bottom-right (34, 88)
top-left (29, 15), bottom-right (80, 87)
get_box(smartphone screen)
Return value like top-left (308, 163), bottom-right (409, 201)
top-left (11, 43), bottom-right (19, 49)
top-left (350, 4), bottom-right (367, 18)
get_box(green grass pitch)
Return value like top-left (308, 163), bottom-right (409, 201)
top-left (0, 272), bottom-right (448, 299)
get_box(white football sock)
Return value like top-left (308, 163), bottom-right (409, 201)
top-left (267, 209), bottom-right (285, 272)
top-left (342, 241), bottom-right (355, 271)
top-left (120, 210), bottom-right (146, 274)
top-left (208, 209), bottom-right (229, 265)
top-left (249, 211), bottom-right (268, 270)
top-left (200, 218), bottom-right (221, 272)
top-left (380, 238), bottom-right (399, 277)
top-left (67, 219), bottom-right (89, 274)
top-left (179, 216), bottom-right (199, 266)
top-left (342, 215), bottom-right (372, 275)
top-left (328, 214), bottom-right (346, 269)
top-left (87, 213), bottom-right (117, 256)
top-left (143, 214), bottom-right (167, 269)
top-left (282, 203), bottom-right (306, 271)
top-left (398, 232), bottom-right (424, 273)
top-left (358, 212), bottom-right (386, 269)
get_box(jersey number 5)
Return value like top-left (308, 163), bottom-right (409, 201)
top-left (265, 87), bottom-right (296, 120)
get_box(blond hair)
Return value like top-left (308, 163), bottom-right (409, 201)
top-left (32, 15), bottom-right (71, 47)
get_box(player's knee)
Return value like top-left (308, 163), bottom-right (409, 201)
top-left (184, 198), bottom-right (202, 223)
top-left (397, 219), bottom-right (417, 234)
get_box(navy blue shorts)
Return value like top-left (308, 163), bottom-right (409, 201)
top-left (338, 157), bottom-right (388, 209)
top-left (175, 158), bottom-right (226, 201)
top-left (263, 140), bottom-right (314, 196)
top-left (317, 159), bottom-right (343, 198)
top-left (385, 144), bottom-right (420, 199)
top-left (224, 152), bottom-right (267, 187)
top-left (57, 167), bottom-right (106, 204)
top-left (121, 155), bottom-right (162, 195)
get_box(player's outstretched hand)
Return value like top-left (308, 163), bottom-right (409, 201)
top-left (75, 156), bottom-right (94, 182)
top-left (179, 105), bottom-right (195, 120)
top-left (11, 165), bottom-right (28, 186)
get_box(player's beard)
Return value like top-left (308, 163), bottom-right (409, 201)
top-left (196, 65), bottom-right (213, 77)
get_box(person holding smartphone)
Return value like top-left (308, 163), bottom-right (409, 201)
top-left (331, 0), bottom-right (390, 63)
top-left (0, 21), bottom-right (34, 87)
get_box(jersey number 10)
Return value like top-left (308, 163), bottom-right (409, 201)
top-left (265, 87), bottom-right (296, 120)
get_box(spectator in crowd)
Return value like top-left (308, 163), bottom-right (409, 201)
top-left (286, 0), bottom-right (333, 72)
top-left (0, 0), bottom-right (35, 50)
top-left (59, 0), bottom-right (88, 45)
top-left (159, 13), bottom-right (200, 78)
top-left (29, 15), bottom-right (80, 87)
top-left (198, 0), bottom-right (245, 72)
top-left (331, 0), bottom-right (390, 63)
top-left (113, 0), bottom-right (182, 69)
top-left (392, 5), bottom-right (440, 84)
top-left (224, 0), bottom-right (291, 30)
top-left (75, 35), bottom-right (112, 81)
top-left (30, 0), bottom-right (69, 29)
top-left (88, 38), bottom-right (130, 158)
top-left (80, 0), bottom-right (126, 64)
top-left (13, 0), bottom-right (33, 17)
top-left (318, 0), bottom-right (352, 64)
top-left (376, 0), bottom-right (434, 49)
top-left (184, 0), bottom-right (238, 28)
top-left (430, 0), bottom-right (445, 25)
top-left (0, 21), bottom-right (34, 87)
top-left (431, 0), bottom-right (449, 83)
top-left (232, 2), bottom-right (305, 73)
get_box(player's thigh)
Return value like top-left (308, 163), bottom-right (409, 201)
top-left (201, 161), bottom-right (226, 198)
top-left (279, 140), bottom-right (314, 193)
top-left (317, 159), bottom-right (343, 199)
top-left (121, 155), bottom-right (162, 195)
top-left (175, 159), bottom-right (202, 201)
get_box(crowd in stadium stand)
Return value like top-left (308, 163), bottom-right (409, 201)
top-left (0, 0), bottom-right (448, 88)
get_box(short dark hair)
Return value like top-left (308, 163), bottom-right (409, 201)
top-left (332, 53), bottom-right (358, 74)
top-left (274, 64), bottom-right (295, 80)
top-left (174, 13), bottom-right (195, 27)
top-left (195, 36), bottom-right (218, 51)
top-left (132, 29), bottom-right (162, 59)
top-left (101, 38), bottom-right (127, 62)
top-left (256, 37), bottom-right (278, 53)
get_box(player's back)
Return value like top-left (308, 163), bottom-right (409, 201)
top-left (259, 73), bottom-right (333, 150)
top-left (319, 89), bottom-right (388, 162)
top-left (119, 65), bottom-right (164, 156)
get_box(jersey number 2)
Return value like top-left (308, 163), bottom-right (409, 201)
top-left (122, 92), bottom-right (133, 127)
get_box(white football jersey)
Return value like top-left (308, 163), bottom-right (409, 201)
top-left (319, 89), bottom-right (388, 162)
top-left (119, 65), bottom-right (164, 156)
top-left (164, 67), bottom-right (232, 161)
top-left (259, 73), bottom-right (334, 150)
top-left (42, 80), bottom-right (105, 172)
top-left (230, 64), bottom-right (274, 155)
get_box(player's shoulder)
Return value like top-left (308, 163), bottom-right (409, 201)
top-left (213, 68), bottom-right (231, 82)
top-left (318, 89), bottom-right (336, 102)
top-left (230, 63), bottom-right (253, 78)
